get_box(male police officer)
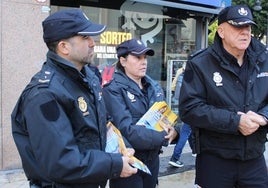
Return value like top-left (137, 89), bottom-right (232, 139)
top-left (11, 8), bottom-right (137, 188)
top-left (179, 5), bottom-right (268, 188)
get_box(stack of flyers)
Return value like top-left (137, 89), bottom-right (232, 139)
top-left (105, 122), bottom-right (151, 175)
top-left (136, 101), bottom-right (178, 131)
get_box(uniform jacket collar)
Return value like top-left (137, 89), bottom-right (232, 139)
top-left (112, 70), bottom-right (164, 103)
top-left (113, 70), bottom-right (150, 93)
top-left (212, 33), bottom-right (267, 65)
top-left (46, 50), bottom-right (99, 86)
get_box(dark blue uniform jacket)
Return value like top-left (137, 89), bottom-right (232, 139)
top-left (11, 51), bottom-right (122, 188)
top-left (102, 70), bottom-right (169, 162)
top-left (179, 35), bottom-right (268, 160)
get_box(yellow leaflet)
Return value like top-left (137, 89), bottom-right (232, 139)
top-left (136, 101), bottom-right (178, 131)
top-left (105, 122), bottom-right (151, 175)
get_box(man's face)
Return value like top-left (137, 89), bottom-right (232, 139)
top-left (66, 35), bottom-right (96, 67)
top-left (218, 22), bottom-right (252, 54)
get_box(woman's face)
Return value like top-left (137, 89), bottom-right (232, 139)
top-left (120, 54), bottom-right (148, 81)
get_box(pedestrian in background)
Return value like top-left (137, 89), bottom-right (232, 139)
top-left (102, 38), bottom-right (179, 188)
top-left (179, 5), bottom-right (268, 188)
top-left (11, 8), bottom-right (137, 188)
top-left (169, 122), bottom-right (195, 167)
top-left (169, 69), bottom-right (195, 168)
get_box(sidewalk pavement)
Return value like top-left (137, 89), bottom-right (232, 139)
top-left (0, 143), bottom-right (196, 188)
top-left (1, 142), bottom-right (267, 188)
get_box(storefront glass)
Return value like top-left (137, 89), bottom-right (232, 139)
top-left (52, 2), bottom-right (196, 110)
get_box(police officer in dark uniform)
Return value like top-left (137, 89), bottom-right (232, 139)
top-left (179, 5), bottom-right (268, 188)
top-left (11, 8), bottom-right (137, 188)
top-left (102, 39), bottom-right (179, 188)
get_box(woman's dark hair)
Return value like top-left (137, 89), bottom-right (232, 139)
top-left (116, 54), bottom-right (128, 72)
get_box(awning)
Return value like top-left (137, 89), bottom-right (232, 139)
top-left (129, 0), bottom-right (231, 15)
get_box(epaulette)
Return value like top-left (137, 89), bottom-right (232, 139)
top-left (22, 69), bottom-right (54, 99)
top-left (37, 69), bottom-right (54, 88)
top-left (189, 48), bottom-right (206, 60)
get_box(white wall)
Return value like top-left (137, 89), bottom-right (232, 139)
top-left (1, 0), bottom-right (49, 170)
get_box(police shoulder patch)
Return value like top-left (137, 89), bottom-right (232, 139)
top-left (40, 100), bottom-right (60, 121)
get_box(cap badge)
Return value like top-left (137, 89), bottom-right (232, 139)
top-left (137, 40), bottom-right (143, 45)
top-left (127, 91), bottom-right (136, 102)
top-left (238, 8), bottom-right (248, 16)
top-left (78, 96), bottom-right (88, 112)
top-left (213, 72), bottom-right (223, 87)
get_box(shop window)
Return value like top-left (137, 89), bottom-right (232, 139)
top-left (50, 2), bottom-right (197, 106)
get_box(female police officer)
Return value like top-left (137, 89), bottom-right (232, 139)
top-left (102, 39), bottom-right (179, 188)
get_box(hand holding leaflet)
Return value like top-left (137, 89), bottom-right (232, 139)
top-left (136, 101), bottom-right (178, 132)
top-left (105, 122), bottom-right (151, 175)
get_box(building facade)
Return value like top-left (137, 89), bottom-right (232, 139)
top-left (0, 0), bottom-right (230, 170)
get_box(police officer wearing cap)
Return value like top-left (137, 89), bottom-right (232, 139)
top-left (11, 8), bottom-right (137, 188)
top-left (102, 39), bottom-right (179, 188)
top-left (179, 4), bottom-right (268, 188)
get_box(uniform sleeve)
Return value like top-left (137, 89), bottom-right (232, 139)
top-left (258, 107), bottom-right (268, 126)
top-left (179, 60), bottom-right (240, 134)
top-left (23, 91), bottom-right (122, 183)
top-left (102, 84), bottom-right (168, 150)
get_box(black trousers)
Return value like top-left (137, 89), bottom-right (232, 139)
top-left (195, 152), bottom-right (268, 188)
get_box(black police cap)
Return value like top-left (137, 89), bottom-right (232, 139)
top-left (218, 5), bottom-right (256, 27)
top-left (116, 39), bottom-right (154, 58)
top-left (42, 8), bottom-right (106, 43)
